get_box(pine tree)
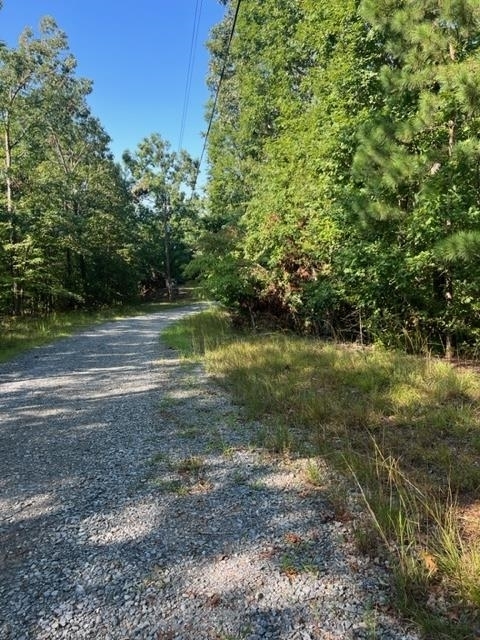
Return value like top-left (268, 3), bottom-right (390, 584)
top-left (354, 0), bottom-right (480, 354)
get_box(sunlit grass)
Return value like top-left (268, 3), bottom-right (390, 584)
top-left (163, 309), bottom-right (480, 636)
top-left (161, 307), bottom-right (235, 359)
top-left (162, 312), bottom-right (480, 492)
top-left (207, 336), bottom-right (480, 493)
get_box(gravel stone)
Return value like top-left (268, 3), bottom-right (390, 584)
top-left (0, 305), bottom-right (421, 639)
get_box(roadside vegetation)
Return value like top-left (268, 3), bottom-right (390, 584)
top-left (196, 1), bottom-right (480, 360)
top-left (0, 14), bottom-right (201, 320)
top-left (163, 308), bottom-right (480, 639)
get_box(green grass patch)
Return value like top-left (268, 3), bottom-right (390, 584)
top-left (164, 309), bottom-right (480, 637)
top-left (0, 301), bottom-right (185, 363)
top-left (207, 337), bottom-right (480, 494)
top-left (174, 455), bottom-right (205, 475)
top-left (161, 307), bottom-right (236, 358)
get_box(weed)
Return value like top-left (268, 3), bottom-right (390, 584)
top-left (141, 564), bottom-right (170, 590)
top-left (205, 429), bottom-right (234, 455)
top-left (148, 452), bottom-right (172, 467)
top-left (247, 479), bottom-right (266, 491)
top-left (353, 521), bottom-right (382, 557)
top-left (151, 476), bottom-right (212, 497)
top-left (149, 454), bottom-right (207, 496)
top-left (257, 422), bottom-right (293, 454)
top-left (231, 470), bottom-right (248, 485)
top-left (304, 458), bottom-right (325, 487)
top-left (150, 478), bottom-right (184, 493)
top-left (175, 456), bottom-right (205, 477)
top-left (362, 602), bottom-right (379, 640)
top-left (222, 446), bottom-right (236, 459)
top-left (279, 551), bottom-right (318, 578)
top-left (174, 484), bottom-right (190, 497)
top-left (156, 396), bottom-right (178, 411)
top-left (279, 553), bottom-right (299, 576)
top-left (214, 628), bottom-right (250, 640)
top-left (178, 426), bottom-right (201, 440)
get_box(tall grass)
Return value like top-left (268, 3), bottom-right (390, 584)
top-left (164, 310), bottom-right (480, 637)
top-left (161, 308), bottom-right (234, 358)
top-left (351, 444), bottom-right (480, 627)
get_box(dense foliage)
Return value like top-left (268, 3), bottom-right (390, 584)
top-left (195, 0), bottom-right (480, 355)
top-left (122, 134), bottom-right (199, 301)
top-left (0, 17), bottom-right (198, 315)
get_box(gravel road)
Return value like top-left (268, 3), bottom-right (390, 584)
top-left (0, 306), bottom-right (420, 639)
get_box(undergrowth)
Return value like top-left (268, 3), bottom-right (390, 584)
top-left (163, 309), bottom-right (480, 638)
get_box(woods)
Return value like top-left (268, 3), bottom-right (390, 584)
top-left (2, 2), bottom-right (480, 357)
top-left (196, 0), bottom-right (480, 356)
top-left (0, 17), bottom-right (198, 316)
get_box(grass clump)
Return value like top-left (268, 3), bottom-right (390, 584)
top-left (350, 447), bottom-right (480, 619)
top-left (304, 459), bottom-right (327, 487)
top-left (148, 454), bottom-right (210, 497)
top-left (175, 455), bottom-right (205, 475)
top-left (165, 310), bottom-right (480, 636)
top-left (161, 308), bottom-right (235, 358)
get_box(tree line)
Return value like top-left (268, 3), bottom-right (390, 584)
top-left (196, 0), bottom-right (480, 356)
top-left (0, 15), bottom-right (198, 316)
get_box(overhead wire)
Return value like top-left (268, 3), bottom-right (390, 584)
top-left (193, 0), bottom-right (241, 191)
top-left (178, 0), bottom-right (204, 152)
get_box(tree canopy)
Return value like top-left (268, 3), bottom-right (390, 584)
top-left (4, 1), bottom-right (480, 356)
top-left (196, 0), bottom-right (480, 355)
top-left (0, 16), bottom-right (200, 314)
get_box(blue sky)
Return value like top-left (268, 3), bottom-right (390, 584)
top-left (2, 0), bottom-right (225, 172)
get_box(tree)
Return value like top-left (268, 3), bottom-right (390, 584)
top-left (198, 0), bottom-right (383, 329)
top-left (0, 16), bottom-right (143, 313)
top-left (123, 134), bottom-right (199, 301)
top-left (0, 18), bottom-right (85, 312)
top-left (354, 0), bottom-right (480, 354)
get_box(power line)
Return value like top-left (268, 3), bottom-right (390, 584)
top-left (193, 0), bottom-right (241, 191)
top-left (178, 0), bottom-right (204, 152)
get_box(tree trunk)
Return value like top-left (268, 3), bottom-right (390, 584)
top-left (444, 117), bottom-right (455, 360)
top-left (4, 123), bottom-right (21, 315)
top-left (79, 254), bottom-right (87, 290)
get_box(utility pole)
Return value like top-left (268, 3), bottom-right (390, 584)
top-left (163, 196), bottom-right (173, 301)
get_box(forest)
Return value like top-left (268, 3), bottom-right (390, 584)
top-left (1, 1), bottom-right (480, 358)
top-left (0, 13), bottom-right (198, 317)
top-left (196, 0), bottom-right (480, 357)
